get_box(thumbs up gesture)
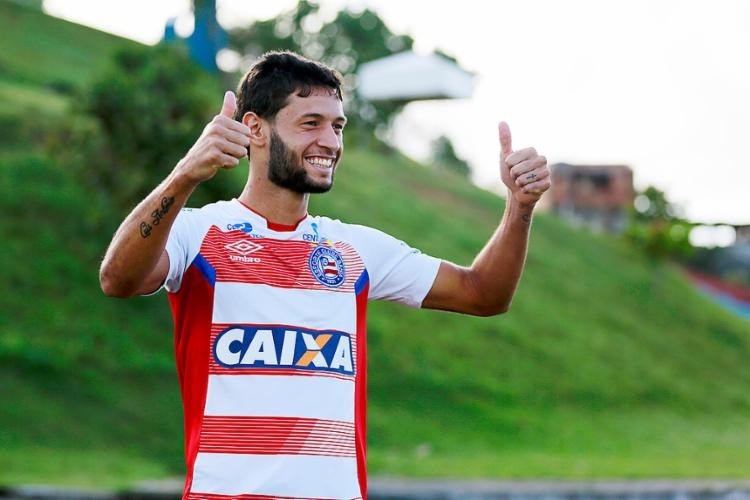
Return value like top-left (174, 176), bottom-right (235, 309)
top-left (499, 122), bottom-right (550, 207)
top-left (175, 91), bottom-right (252, 184)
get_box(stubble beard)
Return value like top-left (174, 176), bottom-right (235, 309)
top-left (267, 129), bottom-right (334, 194)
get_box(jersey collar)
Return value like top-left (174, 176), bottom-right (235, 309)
top-left (233, 198), bottom-right (309, 232)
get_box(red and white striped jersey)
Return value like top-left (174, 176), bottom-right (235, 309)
top-left (161, 199), bottom-right (440, 499)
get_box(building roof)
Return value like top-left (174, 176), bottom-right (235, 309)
top-left (357, 51), bottom-right (474, 102)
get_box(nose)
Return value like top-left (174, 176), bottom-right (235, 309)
top-left (316, 125), bottom-right (341, 153)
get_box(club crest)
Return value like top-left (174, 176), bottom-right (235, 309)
top-left (309, 246), bottom-right (346, 287)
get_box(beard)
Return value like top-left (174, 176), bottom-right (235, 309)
top-left (267, 129), bottom-right (334, 194)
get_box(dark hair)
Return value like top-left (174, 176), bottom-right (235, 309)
top-left (234, 51), bottom-right (343, 122)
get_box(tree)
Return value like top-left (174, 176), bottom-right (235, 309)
top-left (626, 186), bottom-right (694, 260)
top-left (50, 44), bottom-right (229, 215)
top-left (431, 135), bottom-right (471, 178)
top-left (227, 1), bottom-right (415, 136)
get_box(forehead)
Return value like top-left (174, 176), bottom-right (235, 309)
top-left (276, 87), bottom-right (345, 122)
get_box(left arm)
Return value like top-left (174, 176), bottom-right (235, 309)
top-left (421, 122), bottom-right (550, 316)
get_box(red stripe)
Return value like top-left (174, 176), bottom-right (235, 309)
top-left (168, 263), bottom-right (215, 498)
top-left (686, 269), bottom-right (750, 303)
top-left (198, 416), bottom-right (356, 457)
top-left (199, 228), bottom-right (365, 292)
top-left (353, 278), bottom-right (369, 499)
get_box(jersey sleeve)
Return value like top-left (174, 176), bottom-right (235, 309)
top-left (163, 208), bottom-right (206, 293)
top-left (345, 224), bottom-right (441, 308)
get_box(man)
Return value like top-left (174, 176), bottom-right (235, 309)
top-left (100, 51), bottom-right (550, 499)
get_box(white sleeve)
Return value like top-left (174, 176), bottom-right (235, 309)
top-left (162, 208), bottom-right (205, 293)
top-left (346, 224), bottom-right (441, 308)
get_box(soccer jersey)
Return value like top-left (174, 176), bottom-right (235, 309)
top-left (162, 199), bottom-right (441, 499)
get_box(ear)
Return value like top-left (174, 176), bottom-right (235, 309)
top-left (242, 112), bottom-right (267, 147)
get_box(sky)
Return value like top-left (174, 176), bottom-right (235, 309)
top-left (43, 0), bottom-right (750, 242)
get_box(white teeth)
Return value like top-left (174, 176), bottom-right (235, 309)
top-left (306, 157), bottom-right (333, 168)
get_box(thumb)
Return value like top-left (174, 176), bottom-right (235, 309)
top-left (498, 121), bottom-right (513, 159)
top-left (220, 91), bottom-right (237, 118)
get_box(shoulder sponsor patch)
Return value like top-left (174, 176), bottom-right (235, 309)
top-left (227, 221), bottom-right (253, 233)
top-left (226, 221), bottom-right (263, 238)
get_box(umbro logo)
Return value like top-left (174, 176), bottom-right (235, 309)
top-left (225, 240), bottom-right (263, 263)
top-left (225, 240), bottom-right (263, 256)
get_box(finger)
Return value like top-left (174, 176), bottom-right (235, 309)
top-left (521, 178), bottom-right (551, 195)
top-left (499, 121), bottom-right (513, 159)
top-left (218, 153), bottom-right (241, 168)
top-left (222, 129), bottom-right (251, 147)
top-left (510, 155), bottom-right (547, 179)
top-left (220, 140), bottom-right (248, 158)
top-left (220, 91), bottom-right (237, 119)
top-left (516, 167), bottom-right (550, 188)
top-left (506, 147), bottom-right (538, 168)
top-left (222, 117), bottom-right (251, 136)
top-left (212, 115), bottom-right (252, 140)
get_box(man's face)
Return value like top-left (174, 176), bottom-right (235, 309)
top-left (266, 88), bottom-right (346, 194)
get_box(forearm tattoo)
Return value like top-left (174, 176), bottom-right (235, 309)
top-left (139, 196), bottom-right (175, 238)
top-left (140, 221), bottom-right (153, 238)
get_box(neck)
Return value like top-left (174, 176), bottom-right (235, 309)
top-left (238, 169), bottom-right (310, 227)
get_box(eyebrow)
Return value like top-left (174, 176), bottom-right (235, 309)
top-left (299, 112), bottom-right (347, 124)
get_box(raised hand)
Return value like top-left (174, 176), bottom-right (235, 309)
top-left (176, 91), bottom-right (252, 184)
top-left (499, 121), bottom-right (550, 207)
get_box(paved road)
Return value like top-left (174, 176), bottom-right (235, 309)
top-left (4, 478), bottom-right (750, 499)
top-left (369, 478), bottom-right (750, 499)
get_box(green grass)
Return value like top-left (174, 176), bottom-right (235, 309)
top-left (3, 147), bottom-right (749, 487)
top-left (0, 1), bottom-right (138, 89)
top-left (0, 447), bottom-right (172, 489)
top-left (369, 408), bottom-right (750, 477)
top-left (1, 0), bottom-right (750, 489)
top-left (0, 78), bottom-right (68, 116)
top-left (309, 150), bottom-right (750, 478)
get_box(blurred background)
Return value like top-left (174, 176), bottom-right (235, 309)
top-left (1, 0), bottom-right (749, 494)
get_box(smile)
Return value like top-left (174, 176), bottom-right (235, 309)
top-left (305, 156), bottom-right (334, 169)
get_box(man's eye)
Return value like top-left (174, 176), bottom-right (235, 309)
top-left (304, 121), bottom-right (318, 127)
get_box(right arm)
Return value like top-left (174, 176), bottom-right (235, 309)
top-left (99, 91), bottom-right (250, 297)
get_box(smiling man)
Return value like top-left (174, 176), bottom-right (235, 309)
top-left (100, 51), bottom-right (550, 500)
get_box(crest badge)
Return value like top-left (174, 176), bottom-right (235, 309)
top-left (309, 246), bottom-right (346, 287)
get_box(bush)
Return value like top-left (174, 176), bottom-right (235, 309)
top-left (50, 43), bottom-right (230, 214)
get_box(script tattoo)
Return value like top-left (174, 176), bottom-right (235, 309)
top-left (139, 196), bottom-right (175, 238)
top-left (521, 212), bottom-right (532, 225)
top-left (151, 196), bottom-right (175, 226)
top-left (140, 221), bottom-right (153, 238)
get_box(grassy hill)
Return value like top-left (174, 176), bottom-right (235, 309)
top-left (0, 1), bottom-right (138, 88)
top-left (1, 1), bottom-right (749, 488)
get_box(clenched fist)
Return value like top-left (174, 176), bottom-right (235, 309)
top-left (176, 91), bottom-right (252, 184)
top-left (499, 122), bottom-right (551, 207)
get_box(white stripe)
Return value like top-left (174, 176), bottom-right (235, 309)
top-left (204, 375), bottom-right (354, 422)
top-left (213, 282), bottom-right (356, 332)
top-left (191, 452), bottom-right (361, 498)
